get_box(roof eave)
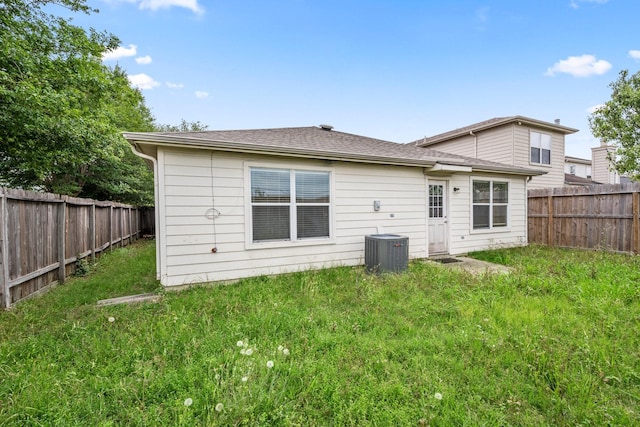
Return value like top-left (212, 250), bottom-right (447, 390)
top-left (417, 115), bottom-right (579, 147)
top-left (470, 165), bottom-right (547, 176)
top-left (123, 132), bottom-right (439, 168)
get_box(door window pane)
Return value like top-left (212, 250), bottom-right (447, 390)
top-left (429, 184), bottom-right (444, 218)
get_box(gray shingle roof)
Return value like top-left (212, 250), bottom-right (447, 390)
top-left (124, 125), bottom-right (544, 176)
top-left (412, 115), bottom-right (579, 147)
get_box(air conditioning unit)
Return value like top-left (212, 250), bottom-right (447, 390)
top-left (365, 234), bottom-right (409, 274)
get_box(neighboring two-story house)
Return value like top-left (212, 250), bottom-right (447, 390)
top-left (564, 155), bottom-right (596, 186)
top-left (411, 116), bottom-right (579, 190)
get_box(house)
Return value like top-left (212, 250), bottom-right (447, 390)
top-left (564, 156), bottom-right (598, 186)
top-left (125, 125), bottom-right (544, 288)
top-left (592, 143), bottom-right (624, 185)
top-left (564, 155), bottom-right (592, 179)
top-left (411, 116), bottom-right (579, 190)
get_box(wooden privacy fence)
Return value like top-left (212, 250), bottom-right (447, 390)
top-left (0, 188), bottom-right (155, 308)
top-left (528, 182), bottom-right (640, 254)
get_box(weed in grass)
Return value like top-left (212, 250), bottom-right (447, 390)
top-left (1, 241), bottom-right (639, 425)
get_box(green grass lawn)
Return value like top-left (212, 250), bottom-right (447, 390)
top-left (1, 241), bottom-right (638, 426)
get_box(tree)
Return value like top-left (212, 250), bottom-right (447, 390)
top-left (0, 0), bottom-right (156, 204)
top-left (589, 69), bottom-right (640, 180)
top-left (155, 119), bottom-right (209, 132)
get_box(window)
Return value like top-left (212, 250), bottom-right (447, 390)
top-left (569, 165), bottom-right (576, 175)
top-left (472, 180), bottom-right (508, 230)
top-left (530, 131), bottom-right (551, 165)
top-left (250, 167), bottom-right (330, 243)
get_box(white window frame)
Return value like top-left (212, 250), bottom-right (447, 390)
top-left (530, 131), bottom-right (552, 166)
top-left (244, 162), bottom-right (335, 249)
top-left (470, 178), bottom-right (510, 232)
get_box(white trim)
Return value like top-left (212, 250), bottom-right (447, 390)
top-left (469, 176), bottom-right (512, 234)
top-left (425, 164), bottom-right (472, 173)
top-left (157, 149), bottom-right (168, 282)
top-left (129, 144), bottom-right (161, 280)
top-left (529, 130), bottom-right (552, 167)
top-left (244, 160), bottom-right (336, 250)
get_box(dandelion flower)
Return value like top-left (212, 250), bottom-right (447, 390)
top-left (434, 392), bottom-right (443, 400)
top-left (283, 348), bottom-right (290, 356)
top-left (215, 402), bottom-right (224, 412)
top-left (266, 360), bottom-right (274, 368)
top-left (278, 345), bottom-right (284, 352)
top-left (184, 398), bottom-right (193, 406)
top-left (240, 348), bottom-right (246, 355)
top-left (237, 340), bottom-right (244, 347)
top-left (108, 316), bottom-right (115, 323)
top-left (241, 376), bottom-right (248, 382)
top-left (245, 348), bottom-right (253, 356)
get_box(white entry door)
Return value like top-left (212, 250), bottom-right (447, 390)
top-left (428, 180), bottom-right (449, 254)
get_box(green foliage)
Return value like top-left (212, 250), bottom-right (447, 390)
top-left (0, 0), bottom-right (156, 204)
top-left (589, 69), bottom-right (640, 180)
top-left (1, 242), bottom-right (639, 425)
top-left (155, 118), bottom-right (209, 132)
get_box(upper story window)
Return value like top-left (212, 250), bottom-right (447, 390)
top-left (530, 131), bottom-right (551, 165)
top-left (250, 167), bottom-right (331, 243)
top-left (472, 180), bottom-right (509, 230)
top-left (569, 165), bottom-right (576, 175)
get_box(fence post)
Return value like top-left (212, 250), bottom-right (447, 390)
top-left (633, 190), bottom-right (639, 255)
top-left (120, 207), bottom-right (125, 247)
top-left (57, 201), bottom-right (66, 284)
top-left (547, 194), bottom-right (554, 247)
top-left (1, 193), bottom-right (10, 308)
top-left (109, 205), bottom-right (113, 252)
top-left (128, 207), bottom-right (133, 245)
top-left (90, 204), bottom-right (96, 263)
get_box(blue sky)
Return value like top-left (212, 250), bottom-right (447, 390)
top-left (77, 0), bottom-right (639, 159)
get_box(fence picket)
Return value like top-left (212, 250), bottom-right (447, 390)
top-left (528, 183), bottom-right (640, 253)
top-left (0, 187), bottom-right (154, 308)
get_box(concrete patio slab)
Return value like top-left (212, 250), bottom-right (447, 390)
top-left (97, 293), bottom-right (161, 306)
top-left (428, 256), bottom-right (512, 275)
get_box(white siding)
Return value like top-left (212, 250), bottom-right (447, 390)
top-left (592, 146), bottom-right (620, 184)
top-left (158, 148), bottom-right (430, 286)
top-left (425, 135), bottom-right (476, 157)
top-left (428, 124), bottom-right (567, 190)
top-left (475, 126), bottom-right (514, 164)
top-left (156, 147), bottom-right (531, 287)
top-left (513, 125), bottom-right (564, 189)
top-left (427, 128), bottom-right (515, 163)
top-left (564, 161), bottom-right (591, 178)
top-left (445, 173), bottom-right (527, 254)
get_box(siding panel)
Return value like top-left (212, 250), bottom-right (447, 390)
top-left (159, 148), bottom-right (430, 287)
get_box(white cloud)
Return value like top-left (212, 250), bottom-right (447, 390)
top-left (570, 0), bottom-right (609, 8)
top-left (166, 82), bottom-right (184, 89)
top-left (128, 73), bottom-right (161, 90)
top-left (629, 50), bottom-right (640, 60)
top-left (135, 55), bottom-right (152, 64)
top-left (587, 104), bottom-right (605, 114)
top-left (195, 91), bottom-right (209, 99)
top-left (545, 54), bottom-right (612, 77)
top-left (102, 44), bottom-right (137, 61)
top-left (139, 0), bottom-right (203, 14)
